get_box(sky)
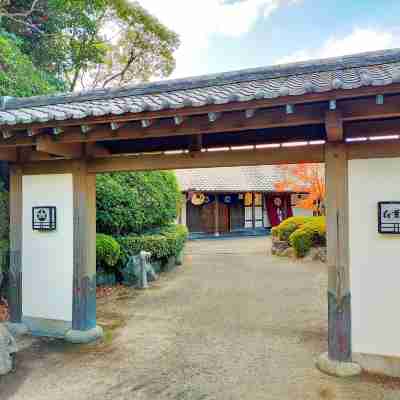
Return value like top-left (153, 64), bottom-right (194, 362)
top-left (138, 0), bottom-right (400, 79)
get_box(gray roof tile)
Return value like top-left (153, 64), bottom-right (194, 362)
top-left (175, 166), bottom-right (284, 192)
top-left (2, 49), bottom-right (400, 126)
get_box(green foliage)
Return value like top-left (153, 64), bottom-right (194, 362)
top-left (117, 224), bottom-right (188, 263)
top-left (1, 0), bottom-right (179, 90)
top-left (272, 216), bottom-right (313, 242)
top-left (0, 32), bottom-right (63, 97)
top-left (96, 171), bottom-right (182, 236)
top-left (96, 233), bottom-right (121, 269)
top-left (289, 217), bottom-right (326, 257)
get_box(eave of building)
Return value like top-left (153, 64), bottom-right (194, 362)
top-left (2, 49), bottom-right (400, 166)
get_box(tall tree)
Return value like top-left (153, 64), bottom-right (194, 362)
top-left (274, 164), bottom-right (325, 215)
top-left (0, 0), bottom-right (179, 91)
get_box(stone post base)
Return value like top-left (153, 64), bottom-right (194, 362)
top-left (316, 352), bottom-right (362, 377)
top-left (65, 326), bottom-right (103, 344)
top-left (5, 322), bottom-right (29, 336)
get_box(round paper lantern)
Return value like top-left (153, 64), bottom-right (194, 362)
top-left (191, 192), bottom-right (205, 205)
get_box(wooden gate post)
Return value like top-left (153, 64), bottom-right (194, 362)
top-left (214, 196), bottom-right (220, 236)
top-left (66, 160), bottom-right (103, 343)
top-left (317, 143), bottom-right (361, 376)
top-left (7, 165), bottom-right (26, 334)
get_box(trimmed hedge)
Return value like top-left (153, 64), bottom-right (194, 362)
top-left (289, 217), bottom-right (326, 257)
top-left (272, 216), bottom-right (312, 241)
top-left (96, 234), bottom-right (121, 269)
top-left (117, 224), bottom-right (188, 264)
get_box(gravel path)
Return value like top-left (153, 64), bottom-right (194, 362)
top-left (1, 237), bottom-right (400, 400)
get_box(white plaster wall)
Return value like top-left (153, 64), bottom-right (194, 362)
top-left (22, 174), bottom-right (74, 322)
top-left (349, 158), bottom-right (400, 357)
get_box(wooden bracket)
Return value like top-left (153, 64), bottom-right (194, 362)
top-left (325, 110), bottom-right (343, 142)
top-left (36, 135), bottom-right (83, 158)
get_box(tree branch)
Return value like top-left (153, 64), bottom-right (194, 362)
top-left (0, 0), bottom-right (41, 18)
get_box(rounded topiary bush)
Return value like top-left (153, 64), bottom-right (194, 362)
top-left (289, 217), bottom-right (326, 257)
top-left (96, 171), bottom-right (182, 236)
top-left (272, 216), bottom-right (312, 241)
top-left (96, 234), bottom-right (121, 269)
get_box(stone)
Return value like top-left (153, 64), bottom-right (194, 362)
top-left (0, 323), bottom-right (17, 375)
top-left (316, 352), bottom-right (362, 377)
top-left (271, 240), bottom-right (290, 256)
top-left (65, 325), bottom-right (104, 344)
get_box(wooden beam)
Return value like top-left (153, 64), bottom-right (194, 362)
top-left (88, 145), bottom-right (324, 173)
top-left (341, 94), bottom-right (400, 121)
top-left (36, 135), bottom-right (83, 158)
top-left (85, 143), bottom-right (111, 158)
top-left (345, 118), bottom-right (400, 139)
top-left (0, 147), bottom-right (17, 161)
top-left (325, 110), bottom-right (343, 142)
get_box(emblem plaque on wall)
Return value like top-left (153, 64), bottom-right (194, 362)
top-left (378, 202), bottom-right (400, 234)
top-left (32, 206), bottom-right (57, 231)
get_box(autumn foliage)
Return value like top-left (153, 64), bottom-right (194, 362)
top-left (274, 164), bottom-right (325, 213)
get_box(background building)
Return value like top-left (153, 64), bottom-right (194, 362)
top-left (176, 166), bottom-right (310, 238)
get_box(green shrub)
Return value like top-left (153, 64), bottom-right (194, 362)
top-left (96, 234), bottom-right (121, 269)
top-left (272, 216), bottom-right (313, 241)
top-left (117, 224), bottom-right (188, 264)
top-left (96, 171), bottom-right (182, 236)
top-left (289, 217), bottom-right (326, 257)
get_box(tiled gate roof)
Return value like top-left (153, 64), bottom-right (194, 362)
top-left (1, 49), bottom-right (400, 126)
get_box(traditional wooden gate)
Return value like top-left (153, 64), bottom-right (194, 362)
top-left (2, 49), bottom-right (400, 376)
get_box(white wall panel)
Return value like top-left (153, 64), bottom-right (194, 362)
top-left (22, 174), bottom-right (74, 322)
top-left (349, 158), bottom-right (400, 357)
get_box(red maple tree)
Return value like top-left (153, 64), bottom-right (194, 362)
top-left (274, 164), bottom-right (325, 214)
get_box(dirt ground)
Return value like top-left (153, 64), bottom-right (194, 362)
top-left (1, 237), bottom-right (400, 400)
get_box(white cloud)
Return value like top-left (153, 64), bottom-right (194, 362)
top-left (138, 0), bottom-right (300, 77)
top-left (276, 28), bottom-right (400, 65)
